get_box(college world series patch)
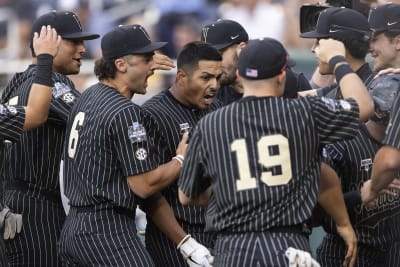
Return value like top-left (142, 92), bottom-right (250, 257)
top-left (52, 82), bottom-right (76, 103)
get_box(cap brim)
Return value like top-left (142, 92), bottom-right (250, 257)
top-left (131, 42), bottom-right (168, 54)
top-left (62, 32), bottom-right (100, 40)
top-left (299, 30), bottom-right (329, 39)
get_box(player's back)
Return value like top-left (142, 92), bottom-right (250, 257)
top-left (193, 95), bottom-right (359, 232)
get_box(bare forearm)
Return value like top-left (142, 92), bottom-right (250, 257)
top-left (24, 84), bottom-right (52, 130)
top-left (370, 146), bottom-right (400, 193)
top-left (143, 194), bottom-right (186, 245)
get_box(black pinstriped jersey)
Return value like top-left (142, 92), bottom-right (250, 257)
top-left (142, 89), bottom-right (222, 224)
top-left (384, 91), bottom-right (400, 149)
top-left (63, 83), bottom-right (159, 212)
top-left (0, 65), bottom-right (79, 193)
top-left (179, 95), bottom-right (360, 232)
top-left (323, 124), bottom-right (400, 247)
top-left (0, 105), bottom-right (25, 142)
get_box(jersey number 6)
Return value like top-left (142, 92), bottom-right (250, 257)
top-left (68, 112), bottom-right (85, 158)
top-left (231, 134), bottom-right (292, 191)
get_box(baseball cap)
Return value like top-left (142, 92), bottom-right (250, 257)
top-left (238, 38), bottom-right (287, 80)
top-left (101, 25), bottom-right (167, 60)
top-left (368, 74), bottom-right (400, 125)
top-left (31, 10), bottom-right (100, 41)
top-left (201, 19), bottom-right (249, 50)
top-left (300, 7), bottom-right (370, 41)
top-left (369, 3), bottom-right (400, 34)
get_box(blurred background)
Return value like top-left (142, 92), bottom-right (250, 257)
top-left (0, 0), bottom-right (323, 103)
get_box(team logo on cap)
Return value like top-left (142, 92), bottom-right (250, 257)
top-left (202, 27), bottom-right (210, 43)
top-left (71, 12), bottom-right (83, 30)
top-left (137, 26), bottom-right (151, 41)
top-left (135, 148), bottom-right (148, 160)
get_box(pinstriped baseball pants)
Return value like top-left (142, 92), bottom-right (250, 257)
top-left (4, 190), bottom-right (65, 267)
top-left (213, 231), bottom-right (310, 267)
top-left (59, 208), bottom-right (154, 267)
top-left (145, 220), bottom-right (215, 267)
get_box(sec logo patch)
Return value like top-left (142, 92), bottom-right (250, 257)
top-left (135, 148), bottom-right (148, 160)
top-left (62, 92), bottom-right (76, 103)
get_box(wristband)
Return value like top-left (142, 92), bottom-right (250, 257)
top-left (172, 156), bottom-right (183, 167)
top-left (177, 234), bottom-right (191, 249)
top-left (334, 63), bottom-right (353, 84)
top-left (328, 55), bottom-right (346, 70)
top-left (34, 54), bottom-right (54, 87)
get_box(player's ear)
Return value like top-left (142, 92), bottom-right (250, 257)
top-left (176, 69), bottom-right (188, 85)
top-left (114, 58), bottom-right (128, 73)
top-left (236, 42), bottom-right (246, 57)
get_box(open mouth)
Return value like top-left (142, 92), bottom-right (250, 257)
top-left (204, 91), bottom-right (216, 99)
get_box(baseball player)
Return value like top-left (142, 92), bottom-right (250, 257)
top-left (0, 25), bottom-right (60, 267)
top-left (200, 19), bottom-right (311, 105)
top-left (59, 25), bottom-right (213, 267)
top-left (178, 37), bottom-right (374, 266)
top-left (142, 41), bottom-right (222, 267)
top-left (301, 6), bottom-right (400, 266)
top-left (0, 11), bottom-right (99, 266)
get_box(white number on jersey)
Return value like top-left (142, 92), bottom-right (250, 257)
top-left (231, 134), bottom-right (292, 191)
top-left (68, 112), bottom-right (85, 158)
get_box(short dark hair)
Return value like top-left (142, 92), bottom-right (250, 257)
top-left (94, 58), bottom-right (118, 80)
top-left (177, 41), bottom-right (222, 74)
top-left (339, 37), bottom-right (369, 60)
top-left (383, 30), bottom-right (400, 40)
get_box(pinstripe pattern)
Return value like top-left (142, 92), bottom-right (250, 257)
top-left (214, 232), bottom-right (310, 266)
top-left (383, 91), bottom-right (400, 149)
top-left (60, 208), bottom-right (154, 267)
top-left (0, 65), bottom-right (79, 266)
top-left (142, 90), bottom-right (221, 266)
top-left (60, 83), bottom-right (158, 266)
top-left (316, 63), bottom-right (400, 265)
top-left (0, 106), bottom-right (25, 142)
top-left (322, 125), bottom-right (400, 247)
top-left (179, 95), bottom-right (359, 264)
top-left (0, 106), bottom-right (25, 267)
top-left (317, 234), bottom-right (386, 267)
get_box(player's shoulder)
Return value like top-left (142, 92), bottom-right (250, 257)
top-left (142, 90), bottom-right (170, 110)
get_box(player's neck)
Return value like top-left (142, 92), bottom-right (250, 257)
top-left (101, 79), bottom-right (133, 100)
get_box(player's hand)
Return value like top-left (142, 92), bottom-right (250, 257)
top-left (177, 235), bottom-right (214, 267)
top-left (285, 247), bottom-right (320, 267)
top-left (360, 180), bottom-right (379, 207)
top-left (33, 25), bottom-right (61, 57)
top-left (176, 132), bottom-right (189, 158)
top-left (152, 53), bottom-right (175, 71)
top-left (0, 207), bottom-right (23, 240)
top-left (374, 67), bottom-right (400, 79)
top-left (336, 223), bottom-right (357, 267)
top-left (314, 38), bottom-right (346, 64)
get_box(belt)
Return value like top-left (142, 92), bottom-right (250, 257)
top-left (7, 179), bottom-right (62, 204)
top-left (71, 205), bottom-right (135, 219)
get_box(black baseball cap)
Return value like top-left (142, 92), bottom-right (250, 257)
top-left (201, 19), bottom-right (249, 50)
top-left (238, 38), bottom-right (287, 80)
top-left (31, 10), bottom-right (100, 41)
top-left (101, 25), bottom-right (167, 60)
top-left (369, 3), bottom-right (400, 35)
top-left (300, 7), bottom-right (370, 41)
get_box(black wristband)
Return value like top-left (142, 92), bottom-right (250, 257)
top-left (328, 55), bottom-right (346, 70)
top-left (34, 54), bottom-right (53, 87)
top-left (334, 63), bottom-right (353, 83)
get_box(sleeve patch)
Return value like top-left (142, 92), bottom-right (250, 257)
top-left (128, 122), bottom-right (147, 143)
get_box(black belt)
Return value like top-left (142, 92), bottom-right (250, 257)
top-left (268, 223), bottom-right (311, 236)
top-left (7, 179), bottom-right (62, 204)
top-left (71, 205), bottom-right (135, 219)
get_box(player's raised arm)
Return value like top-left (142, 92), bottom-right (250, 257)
top-left (23, 25), bottom-right (61, 131)
top-left (314, 39), bottom-right (374, 121)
